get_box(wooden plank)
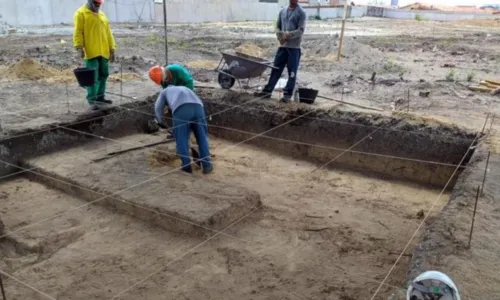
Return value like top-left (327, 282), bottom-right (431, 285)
top-left (480, 81), bottom-right (499, 89)
top-left (468, 86), bottom-right (494, 93)
top-left (485, 79), bottom-right (500, 86)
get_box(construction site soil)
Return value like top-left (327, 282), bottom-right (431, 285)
top-left (1, 18), bottom-right (500, 299)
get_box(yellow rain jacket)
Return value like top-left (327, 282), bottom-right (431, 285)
top-left (73, 5), bottom-right (116, 60)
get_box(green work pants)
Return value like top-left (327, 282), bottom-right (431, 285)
top-left (85, 56), bottom-right (109, 104)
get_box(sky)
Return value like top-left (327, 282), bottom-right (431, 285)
top-left (358, 0), bottom-right (500, 6)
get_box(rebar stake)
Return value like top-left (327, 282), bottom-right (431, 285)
top-left (0, 273), bottom-right (6, 300)
top-left (120, 62), bottom-right (123, 103)
top-left (467, 186), bottom-right (480, 249)
top-left (481, 112), bottom-right (490, 135)
top-left (65, 81), bottom-right (70, 114)
top-left (481, 151), bottom-right (491, 197)
top-left (407, 89), bottom-right (410, 113)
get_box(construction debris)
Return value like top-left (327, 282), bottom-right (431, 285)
top-left (468, 78), bottom-right (500, 94)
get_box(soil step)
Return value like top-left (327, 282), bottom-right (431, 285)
top-left (21, 140), bottom-right (261, 237)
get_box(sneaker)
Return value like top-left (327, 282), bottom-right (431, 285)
top-left (182, 166), bottom-right (193, 174)
top-left (203, 164), bottom-right (213, 175)
top-left (253, 91), bottom-right (272, 99)
top-left (96, 96), bottom-right (113, 104)
top-left (280, 96), bottom-right (292, 103)
top-left (166, 131), bottom-right (175, 140)
top-left (88, 102), bottom-right (100, 110)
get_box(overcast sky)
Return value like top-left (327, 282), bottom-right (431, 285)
top-left (358, 0), bottom-right (500, 6)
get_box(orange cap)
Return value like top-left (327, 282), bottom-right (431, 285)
top-left (149, 66), bottom-right (164, 85)
top-left (95, 0), bottom-right (104, 4)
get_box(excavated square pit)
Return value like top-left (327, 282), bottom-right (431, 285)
top-left (0, 90), bottom-right (477, 299)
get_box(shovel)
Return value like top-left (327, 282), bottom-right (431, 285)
top-left (191, 147), bottom-right (201, 167)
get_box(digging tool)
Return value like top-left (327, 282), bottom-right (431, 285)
top-left (191, 147), bottom-right (201, 167)
top-left (317, 95), bottom-right (384, 112)
top-left (92, 139), bottom-right (175, 162)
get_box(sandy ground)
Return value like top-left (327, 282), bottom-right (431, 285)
top-left (1, 17), bottom-right (500, 298)
top-left (0, 135), bottom-right (448, 299)
top-left (1, 18), bottom-right (500, 137)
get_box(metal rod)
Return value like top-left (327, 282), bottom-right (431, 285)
top-left (407, 89), bottom-right (410, 113)
top-left (114, 0), bottom-right (119, 22)
top-left (468, 186), bottom-right (480, 249)
top-left (489, 113), bottom-right (495, 132)
top-left (481, 112), bottom-right (490, 135)
top-left (481, 151), bottom-right (491, 196)
top-left (162, 0), bottom-right (168, 64)
top-left (336, 3), bottom-right (348, 61)
top-left (120, 62), bottom-right (123, 103)
top-left (0, 273), bottom-right (6, 300)
top-left (65, 81), bottom-right (70, 114)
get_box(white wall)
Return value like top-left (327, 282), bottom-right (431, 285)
top-left (154, 0), bottom-right (284, 23)
top-left (1, 0), bottom-right (498, 26)
top-left (383, 8), bottom-right (497, 21)
top-left (0, 0), bottom-right (155, 26)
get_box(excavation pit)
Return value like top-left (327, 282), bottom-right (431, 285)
top-left (0, 90), bottom-right (480, 299)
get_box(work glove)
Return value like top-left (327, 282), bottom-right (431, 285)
top-left (109, 49), bottom-right (115, 63)
top-left (154, 118), bottom-right (167, 129)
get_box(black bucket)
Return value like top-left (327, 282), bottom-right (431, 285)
top-left (73, 67), bottom-right (96, 87)
top-left (298, 88), bottom-right (318, 104)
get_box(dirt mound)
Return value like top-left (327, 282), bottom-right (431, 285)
top-left (235, 43), bottom-right (264, 58)
top-left (147, 136), bottom-right (200, 168)
top-left (186, 60), bottom-right (219, 70)
top-left (2, 58), bottom-right (58, 81)
top-left (147, 146), bottom-right (180, 168)
top-left (0, 58), bottom-right (144, 83)
top-left (301, 37), bottom-right (388, 74)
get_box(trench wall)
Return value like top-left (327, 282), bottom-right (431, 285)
top-left (1, 91), bottom-right (476, 189)
top-left (199, 90), bottom-right (476, 188)
top-left (0, 100), bottom-right (155, 178)
top-left (407, 146), bottom-right (500, 299)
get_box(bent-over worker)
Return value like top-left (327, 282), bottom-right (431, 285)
top-left (73, 0), bottom-right (116, 109)
top-left (254, 0), bottom-right (306, 102)
top-left (154, 86), bottom-right (213, 174)
top-left (149, 64), bottom-right (194, 90)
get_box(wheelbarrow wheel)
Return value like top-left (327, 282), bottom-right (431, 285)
top-left (218, 69), bottom-right (236, 89)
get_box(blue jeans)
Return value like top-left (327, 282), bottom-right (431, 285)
top-left (172, 103), bottom-right (212, 171)
top-left (263, 47), bottom-right (302, 97)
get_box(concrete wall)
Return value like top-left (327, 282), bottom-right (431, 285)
top-left (383, 8), bottom-right (497, 21)
top-left (154, 0), bottom-right (285, 23)
top-left (302, 6), bottom-right (366, 19)
top-left (1, 0), bottom-right (498, 26)
top-left (0, 0), bottom-right (155, 26)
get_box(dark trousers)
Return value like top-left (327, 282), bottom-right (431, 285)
top-left (85, 56), bottom-right (109, 104)
top-left (172, 103), bottom-right (212, 171)
top-left (263, 47), bottom-right (302, 97)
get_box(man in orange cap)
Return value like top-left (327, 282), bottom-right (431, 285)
top-left (149, 64), bottom-right (194, 91)
top-left (73, 0), bottom-right (116, 110)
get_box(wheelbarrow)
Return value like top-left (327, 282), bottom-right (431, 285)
top-left (216, 51), bottom-right (278, 89)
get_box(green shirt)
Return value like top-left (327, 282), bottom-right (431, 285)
top-left (161, 64), bottom-right (194, 90)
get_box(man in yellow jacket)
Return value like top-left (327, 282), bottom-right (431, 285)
top-left (73, 0), bottom-right (116, 109)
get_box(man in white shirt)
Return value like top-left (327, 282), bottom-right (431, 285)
top-left (154, 86), bottom-right (213, 174)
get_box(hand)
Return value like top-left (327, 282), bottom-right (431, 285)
top-left (155, 119), bottom-right (167, 129)
top-left (279, 38), bottom-right (286, 45)
top-left (283, 32), bottom-right (291, 39)
top-left (76, 48), bottom-right (84, 59)
top-left (109, 49), bottom-right (115, 63)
